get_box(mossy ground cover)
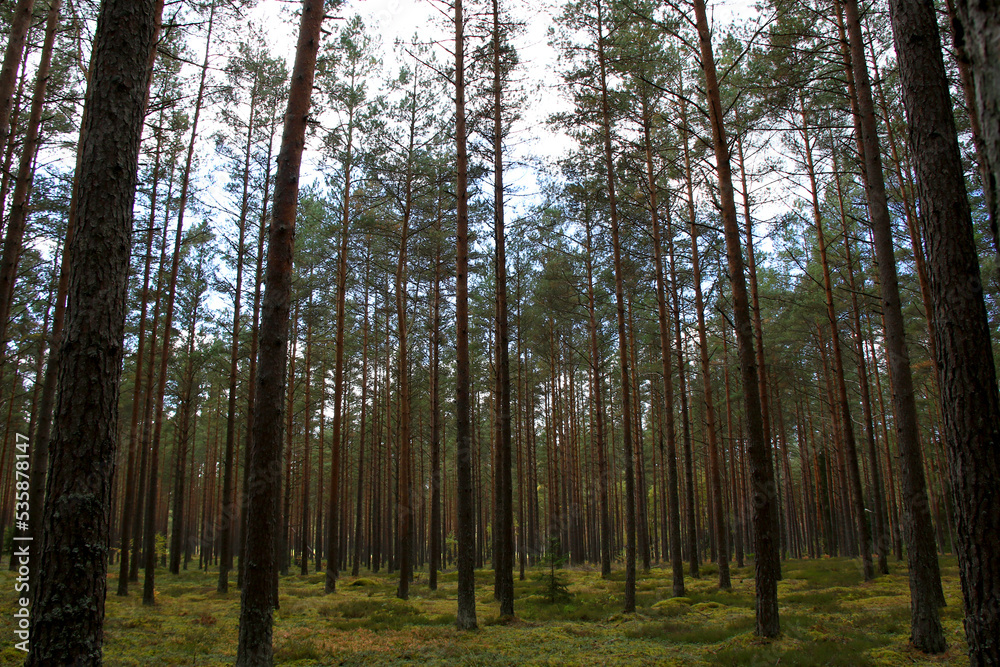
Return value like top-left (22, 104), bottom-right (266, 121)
top-left (0, 556), bottom-right (969, 665)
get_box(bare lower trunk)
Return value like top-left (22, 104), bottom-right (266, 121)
top-left (889, 0), bottom-right (996, 656)
top-left (454, 0), bottom-right (477, 631)
top-left (236, 2), bottom-right (323, 663)
top-left (595, 0), bottom-right (636, 613)
top-left (26, 0), bottom-right (160, 661)
top-left (841, 0), bottom-right (945, 650)
top-left (691, 0), bottom-right (779, 636)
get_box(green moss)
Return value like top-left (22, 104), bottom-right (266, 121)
top-left (0, 557), bottom-right (968, 666)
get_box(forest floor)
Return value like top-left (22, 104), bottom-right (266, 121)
top-left (0, 555), bottom-right (970, 665)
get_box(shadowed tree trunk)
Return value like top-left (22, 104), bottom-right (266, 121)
top-left (840, 0), bottom-right (946, 651)
top-left (454, 0), bottom-right (478, 631)
top-left (237, 117), bottom-right (275, 590)
top-left (948, 0), bottom-right (1000, 264)
top-left (491, 0), bottom-right (514, 620)
top-left (889, 0), bottom-right (997, 656)
top-left (25, 0), bottom-right (161, 662)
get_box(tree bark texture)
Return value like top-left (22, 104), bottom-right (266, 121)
top-left (26, 0), bottom-right (160, 662)
top-left (236, 2), bottom-right (323, 664)
top-left (842, 0), bottom-right (946, 651)
top-left (889, 0), bottom-right (997, 657)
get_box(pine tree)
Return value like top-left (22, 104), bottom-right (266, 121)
top-left (26, 0), bottom-right (162, 661)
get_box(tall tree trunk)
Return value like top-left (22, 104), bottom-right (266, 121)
top-left (26, 0), bottom-right (160, 661)
top-left (491, 0), bottom-right (514, 619)
top-left (300, 296), bottom-right (314, 576)
top-left (595, 0), bottom-right (636, 613)
top-left (324, 77), bottom-right (358, 598)
top-left (117, 108), bottom-right (163, 595)
top-left (395, 127), bottom-right (414, 600)
top-left (888, 0), bottom-right (998, 656)
top-left (429, 230), bottom-right (442, 589)
top-left (236, 2), bottom-right (323, 663)
top-left (691, 0), bottom-right (780, 636)
top-left (454, 0), bottom-right (477, 631)
top-left (220, 73), bottom-right (260, 592)
top-left (143, 6), bottom-right (214, 606)
top-left (0, 0), bottom-right (35, 158)
top-left (666, 210), bottom-right (698, 579)
top-left (735, 123), bottom-right (780, 579)
top-left (643, 93), bottom-right (684, 596)
top-left (0, 0), bottom-right (61, 349)
top-left (280, 311), bottom-right (297, 577)
top-left (831, 143), bottom-right (889, 575)
top-left (677, 85), bottom-right (701, 579)
top-left (169, 285), bottom-right (201, 574)
top-left (583, 206), bottom-right (611, 579)
top-left (352, 250), bottom-right (372, 577)
top-left (683, 128), bottom-right (730, 588)
top-left (840, 0), bottom-right (946, 651)
top-left (131, 173), bottom-right (174, 583)
top-left (238, 116), bottom-right (276, 590)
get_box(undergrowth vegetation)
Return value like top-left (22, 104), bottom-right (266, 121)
top-left (0, 556), bottom-right (969, 665)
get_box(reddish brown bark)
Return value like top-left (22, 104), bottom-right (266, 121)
top-left (236, 1), bottom-right (324, 662)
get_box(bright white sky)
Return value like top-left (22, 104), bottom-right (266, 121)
top-left (240, 0), bottom-right (764, 216)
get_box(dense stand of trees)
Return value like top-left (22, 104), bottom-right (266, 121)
top-left (0, 0), bottom-right (998, 664)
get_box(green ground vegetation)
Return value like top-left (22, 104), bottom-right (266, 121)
top-left (0, 556), bottom-right (970, 665)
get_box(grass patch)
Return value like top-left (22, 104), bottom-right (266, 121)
top-left (0, 556), bottom-right (969, 666)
